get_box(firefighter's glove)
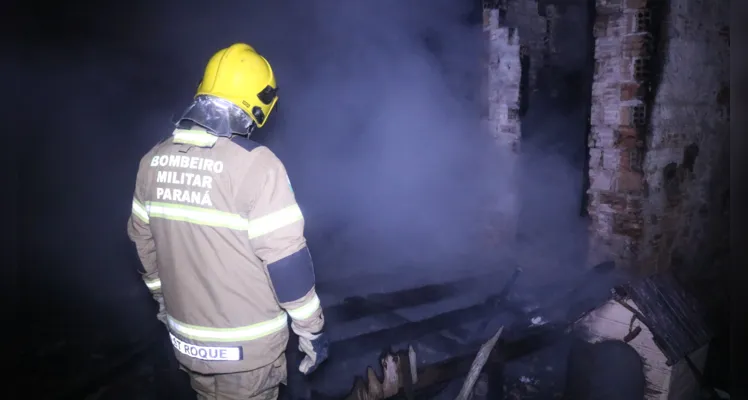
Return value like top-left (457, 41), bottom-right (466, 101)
top-left (297, 330), bottom-right (329, 375)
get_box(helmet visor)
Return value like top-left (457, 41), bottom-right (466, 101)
top-left (176, 95), bottom-right (254, 137)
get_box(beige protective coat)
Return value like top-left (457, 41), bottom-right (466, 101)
top-left (127, 127), bottom-right (324, 382)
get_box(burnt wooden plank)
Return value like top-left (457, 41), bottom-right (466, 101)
top-left (626, 272), bottom-right (712, 364)
top-left (325, 289), bottom-right (467, 356)
top-left (328, 295), bottom-right (518, 357)
top-left (320, 271), bottom-right (520, 357)
top-left (323, 271), bottom-right (512, 324)
top-left (326, 270), bottom-right (525, 358)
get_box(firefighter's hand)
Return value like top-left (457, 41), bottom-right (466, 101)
top-left (297, 331), bottom-right (329, 375)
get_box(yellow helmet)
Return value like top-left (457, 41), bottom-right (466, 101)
top-left (196, 43), bottom-right (279, 128)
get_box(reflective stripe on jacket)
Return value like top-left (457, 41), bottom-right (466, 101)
top-left (127, 127), bottom-right (325, 374)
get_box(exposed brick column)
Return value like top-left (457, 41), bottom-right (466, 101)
top-left (484, 7), bottom-right (522, 151)
top-left (587, 0), bottom-right (651, 269)
top-left (483, 5), bottom-right (522, 243)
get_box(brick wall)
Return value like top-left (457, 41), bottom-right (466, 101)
top-left (482, 6), bottom-right (522, 242)
top-left (588, 0), bottom-right (729, 277)
top-left (587, 0), bottom-right (650, 269)
top-left (483, 7), bottom-right (522, 151)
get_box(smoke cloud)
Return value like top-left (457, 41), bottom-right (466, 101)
top-left (132, 0), bottom-right (517, 290)
top-left (19, 0), bottom-right (604, 355)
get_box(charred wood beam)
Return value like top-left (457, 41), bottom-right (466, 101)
top-left (324, 260), bottom-right (610, 328)
top-left (328, 270), bottom-right (524, 359)
top-left (324, 271), bottom-right (515, 324)
top-left (323, 270), bottom-right (518, 357)
top-left (327, 290), bottom-right (466, 356)
top-left (455, 326), bottom-right (504, 400)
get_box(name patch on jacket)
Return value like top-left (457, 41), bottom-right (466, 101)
top-left (170, 333), bottom-right (242, 361)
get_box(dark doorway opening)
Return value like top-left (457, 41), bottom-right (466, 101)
top-left (515, 0), bottom-right (596, 264)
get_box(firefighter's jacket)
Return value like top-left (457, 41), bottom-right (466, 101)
top-left (127, 127), bottom-right (325, 374)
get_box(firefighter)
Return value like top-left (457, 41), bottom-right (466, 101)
top-left (127, 43), bottom-right (328, 399)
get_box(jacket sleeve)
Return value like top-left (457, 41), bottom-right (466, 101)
top-left (127, 154), bottom-right (165, 323)
top-left (246, 149), bottom-right (325, 336)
